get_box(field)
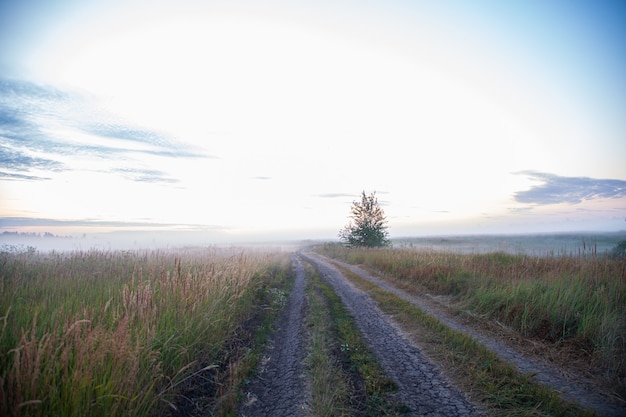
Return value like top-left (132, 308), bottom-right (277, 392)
top-left (0, 247), bottom-right (291, 417)
top-left (393, 231), bottom-right (626, 256)
top-left (1, 232), bottom-right (625, 416)
top-left (316, 242), bottom-right (626, 394)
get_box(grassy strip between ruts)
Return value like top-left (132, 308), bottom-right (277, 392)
top-left (332, 263), bottom-right (597, 417)
top-left (304, 262), bottom-right (350, 416)
top-left (302, 260), bottom-right (410, 416)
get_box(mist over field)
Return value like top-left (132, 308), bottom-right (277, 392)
top-left (394, 231), bottom-right (626, 256)
top-left (0, 231), bottom-right (299, 252)
top-left (3, 229), bottom-right (626, 257)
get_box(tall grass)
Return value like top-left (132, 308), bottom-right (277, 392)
top-left (0, 247), bottom-right (289, 417)
top-left (316, 244), bottom-right (626, 383)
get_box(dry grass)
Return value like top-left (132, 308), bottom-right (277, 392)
top-left (0, 247), bottom-right (289, 417)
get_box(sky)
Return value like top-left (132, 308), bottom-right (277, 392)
top-left (1, 0), bottom-right (625, 243)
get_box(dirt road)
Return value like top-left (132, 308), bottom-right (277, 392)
top-left (237, 250), bottom-right (625, 416)
top-left (239, 253), bottom-right (483, 416)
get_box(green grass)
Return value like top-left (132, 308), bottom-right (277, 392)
top-left (304, 263), bottom-right (350, 416)
top-left (0, 247), bottom-right (291, 417)
top-left (316, 244), bottom-right (626, 387)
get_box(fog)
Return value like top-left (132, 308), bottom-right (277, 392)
top-left (3, 230), bottom-right (625, 257)
top-left (393, 231), bottom-right (626, 257)
top-left (0, 230), bottom-right (319, 253)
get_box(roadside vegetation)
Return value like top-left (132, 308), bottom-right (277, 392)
top-left (317, 243), bottom-right (626, 405)
top-left (332, 263), bottom-right (598, 416)
top-left (302, 261), bottom-right (406, 416)
top-left (317, 244), bottom-right (626, 376)
top-left (0, 247), bottom-right (292, 417)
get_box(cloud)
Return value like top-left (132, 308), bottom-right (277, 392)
top-left (0, 79), bottom-right (69, 114)
top-left (0, 217), bottom-right (227, 230)
top-left (0, 77), bottom-right (213, 182)
top-left (113, 168), bottom-right (179, 184)
top-left (79, 121), bottom-right (211, 159)
top-left (0, 142), bottom-right (63, 173)
top-left (0, 105), bottom-right (32, 131)
top-left (0, 171), bottom-right (51, 181)
top-left (0, 217), bottom-right (158, 228)
top-left (514, 171), bottom-right (626, 205)
top-left (316, 193), bottom-right (357, 198)
top-left (507, 206), bottom-right (534, 214)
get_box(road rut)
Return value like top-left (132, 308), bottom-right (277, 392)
top-left (238, 255), bottom-right (308, 417)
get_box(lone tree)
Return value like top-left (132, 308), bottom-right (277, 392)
top-left (339, 191), bottom-right (390, 247)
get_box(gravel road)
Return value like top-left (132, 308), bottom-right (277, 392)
top-left (300, 251), bottom-right (484, 417)
top-left (238, 255), bottom-right (308, 417)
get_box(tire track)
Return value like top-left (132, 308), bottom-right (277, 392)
top-left (300, 251), bottom-right (484, 417)
top-left (238, 255), bottom-right (308, 417)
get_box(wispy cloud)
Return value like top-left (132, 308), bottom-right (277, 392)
top-left (0, 217), bottom-right (228, 230)
top-left (79, 121), bottom-right (210, 159)
top-left (0, 217), bottom-right (163, 228)
top-left (0, 142), bottom-right (62, 173)
top-left (0, 171), bottom-right (51, 181)
top-left (316, 193), bottom-right (357, 198)
top-left (113, 168), bottom-right (179, 184)
top-left (0, 77), bottom-right (214, 183)
top-left (514, 171), bottom-right (626, 205)
top-left (507, 206), bottom-right (534, 214)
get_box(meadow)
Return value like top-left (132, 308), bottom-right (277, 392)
top-left (316, 243), bottom-right (626, 394)
top-left (0, 246), bottom-right (291, 417)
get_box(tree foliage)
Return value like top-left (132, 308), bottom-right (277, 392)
top-left (339, 191), bottom-right (390, 247)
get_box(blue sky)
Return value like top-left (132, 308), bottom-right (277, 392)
top-left (1, 0), bottom-right (625, 241)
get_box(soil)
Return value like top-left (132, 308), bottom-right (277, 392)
top-left (236, 251), bottom-right (626, 416)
